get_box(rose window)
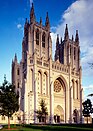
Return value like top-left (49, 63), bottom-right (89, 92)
top-left (54, 80), bottom-right (61, 92)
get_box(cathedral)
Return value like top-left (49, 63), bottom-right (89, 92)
top-left (12, 3), bottom-right (83, 124)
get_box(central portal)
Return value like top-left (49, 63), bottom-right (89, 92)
top-left (54, 105), bottom-right (64, 123)
top-left (54, 77), bottom-right (66, 123)
top-left (54, 115), bottom-right (60, 123)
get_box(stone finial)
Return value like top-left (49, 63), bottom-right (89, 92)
top-left (75, 30), bottom-right (79, 44)
top-left (61, 37), bottom-right (62, 44)
top-left (30, 3), bottom-right (35, 23)
top-left (56, 34), bottom-right (59, 46)
top-left (64, 24), bottom-right (69, 40)
top-left (45, 12), bottom-right (50, 29)
top-left (72, 35), bottom-right (74, 41)
top-left (14, 53), bottom-right (17, 62)
top-left (40, 17), bottom-right (42, 25)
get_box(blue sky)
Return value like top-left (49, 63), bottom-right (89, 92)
top-left (0, 0), bottom-right (93, 100)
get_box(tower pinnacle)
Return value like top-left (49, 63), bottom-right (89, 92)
top-left (64, 24), bottom-right (69, 40)
top-left (45, 12), bottom-right (50, 29)
top-left (14, 53), bottom-right (17, 62)
top-left (56, 34), bottom-right (59, 47)
top-left (75, 30), bottom-right (79, 44)
top-left (40, 17), bottom-right (42, 25)
top-left (30, 3), bottom-right (35, 24)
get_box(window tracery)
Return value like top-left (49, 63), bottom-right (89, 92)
top-left (42, 32), bottom-right (45, 48)
top-left (54, 80), bottom-right (61, 92)
top-left (36, 29), bottom-right (39, 45)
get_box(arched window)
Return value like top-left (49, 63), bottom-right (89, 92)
top-left (70, 45), bottom-right (71, 56)
top-left (36, 29), bottom-right (39, 45)
top-left (38, 71), bottom-right (42, 94)
top-left (31, 69), bottom-right (33, 92)
top-left (74, 47), bottom-right (76, 60)
top-left (67, 45), bottom-right (69, 64)
top-left (17, 82), bottom-right (19, 88)
top-left (76, 81), bottom-right (78, 99)
top-left (73, 109), bottom-right (78, 123)
top-left (17, 68), bottom-right (19, 75)
top-left (72, 80), bottom-right (75, 99)
top-left (42, 32), bottom-right (45, 48)
top-left (44, 72), bottom-right (48, 95)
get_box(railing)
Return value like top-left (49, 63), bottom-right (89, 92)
top-left (43, 63), bottom-right (49, 67)
top-left (71, 69), bottom-right (79, 76)
top-left (37, 60), bottom-right (42, 65)
top-left (52, 62), bottom-right (69, 73)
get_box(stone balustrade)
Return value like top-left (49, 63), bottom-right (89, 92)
top-left (52, 62), bottom-right (69, 73)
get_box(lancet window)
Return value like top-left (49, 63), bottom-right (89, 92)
top-left (42, 32), bottom-right (45, 48)
top-left (36, 29), bottom-right (39, 45)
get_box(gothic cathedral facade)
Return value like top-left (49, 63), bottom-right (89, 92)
top-left (12, 3), bottom-right (82, 124)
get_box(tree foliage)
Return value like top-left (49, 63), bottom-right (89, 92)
top-left (88, 93), bottom-right (93, 97)
top-left (82, 99), bottom-right (93, 123)
top-left (0, 77), bottom-right (19, 128)
top-left (35, 99), bottom-right (48, 124)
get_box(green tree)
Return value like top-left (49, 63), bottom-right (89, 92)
top-left (35, 99), bottom-right (48, 124)
top-left (88, 93), bottom-right (93, 97)
top-left (82, 99), bottom-right (93, 124)
top-left (0, 77), bottom-right (19, 129)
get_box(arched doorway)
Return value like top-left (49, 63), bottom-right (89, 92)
top-left (54, 105), bottom-right (64, 123)
top-left (53, 76), bottom-right (67, 123)
top-left (73, 109), bottom-right (79, 123)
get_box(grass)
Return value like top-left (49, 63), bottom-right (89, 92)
top-left (1, 124), bottom-right (93, 131)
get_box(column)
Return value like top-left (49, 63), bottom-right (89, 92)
top-left (69, 86), bottom-right (73, 123)
top-left (80, 88), bottom-right (83, 123)
top-left (33, 28), bottom-right (38, 124)
top-left (34, 77), bottom-right (37, 123)
top-left (65, 86), bottom-right (70, 123)
top-left (50, 80), bottom-right (54, 123)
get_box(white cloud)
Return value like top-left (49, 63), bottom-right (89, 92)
top-left (51, 0), bottom-right (93, 77)
top-left (17, 24), bottom-right (22, 29)
top-left (82, 84), bottom-right (93, 101)
top-left (83, 85), bottom-right (93, 91)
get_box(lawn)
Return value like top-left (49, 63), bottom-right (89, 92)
top-left (1, 124), bottom-right (93, 131)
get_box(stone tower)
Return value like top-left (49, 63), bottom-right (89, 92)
top-left (12, 3), bottom-right (82, 124)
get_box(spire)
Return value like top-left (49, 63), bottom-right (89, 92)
top-left (45, 12), bottom-right (50, 29)
top-left (40, 17), bottom-right (42, 25)
top-left (12, 59), bottom-right (14, 64)
top-left (75, 30), bottom-right (79, 44)
top-left (14, 53), bottom-right (17, 62)
top-left (55, 34), bottom-right (60, 62)
top-left (25, 18), bottom-right (28, 24)
top-left (56, 34), bottom-right (59, 47)
top-left (30, 3), bottom-right (35, 24)
top-left (24, 18), bottom-right (29, 28)
top-left (64, 24), bottom-right (69, 40)
top-left (72, 35), bottom-right (74, 41)
top-left (61, 37), bottom-right (62, 44)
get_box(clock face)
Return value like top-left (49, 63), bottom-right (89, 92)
top-left (54, 80), bottom-right (61, 93)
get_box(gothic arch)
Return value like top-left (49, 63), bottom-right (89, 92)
top-left (38, 70), bottom-right (42, 94)
top-left (31, 69), bottom-right (33, 91)
top-left (73, 109), bottom-right (79, 123)
top-left (38, 69), bottom-right (42, 74)
top-left (44, 71), bottom-right (48, 95)
top-left (54, 105), bottom-right (64, 123)
top-left (72, 79), bottom-right (75, 99)
top-left (42, 32), bottom-right (46, 48)
top-left (44, 71), bottom-right (48, 76)
top-left (36, 28), bottom-right (39, 45)
top-left (53, 75), bottom-right (68, 91)
top-left (76, 80), bottom-right (78, 99)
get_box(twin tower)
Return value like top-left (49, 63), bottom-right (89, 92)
top-left (12, 3), bottom-right (82, 124)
